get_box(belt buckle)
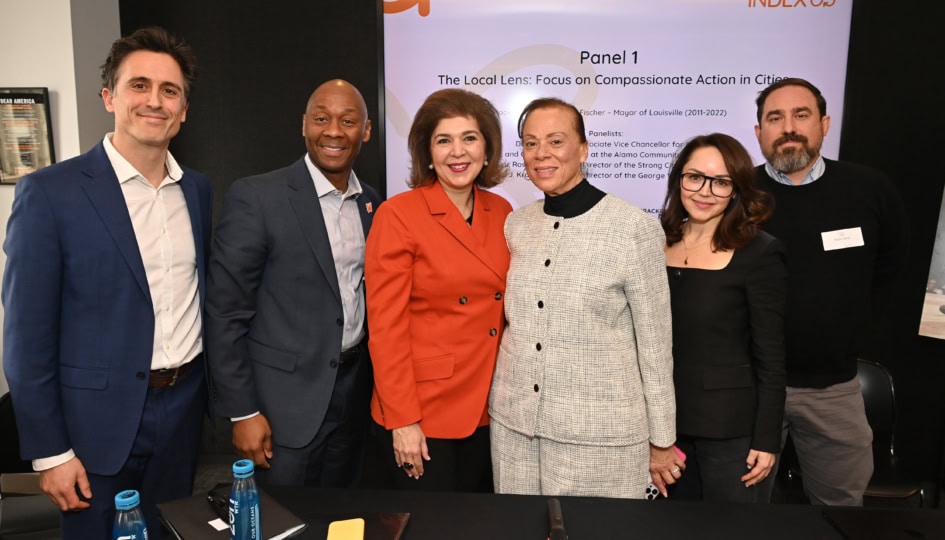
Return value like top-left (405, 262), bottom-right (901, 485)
top-left (158, 366), bottom-right (180, 387)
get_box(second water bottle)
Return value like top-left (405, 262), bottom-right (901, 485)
top-left (229, 459), bottom-right (261, 540)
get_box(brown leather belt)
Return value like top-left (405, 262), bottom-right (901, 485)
top-left (149, 353), bottom-right (202, 389)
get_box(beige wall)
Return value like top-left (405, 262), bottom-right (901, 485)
top-left (0, 0), bottom-right (119, 394)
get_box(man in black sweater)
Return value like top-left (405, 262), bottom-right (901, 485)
top-left (753, 78), bottom-right (907, 506)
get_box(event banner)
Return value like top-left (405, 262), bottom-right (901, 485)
top-left (383, 0), bottom-right (852, 211)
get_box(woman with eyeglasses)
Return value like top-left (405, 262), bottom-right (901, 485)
top-left (660, 133), bottom-right (787, 503)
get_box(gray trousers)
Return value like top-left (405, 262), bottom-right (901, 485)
top-left (491, 421), bottom-right (649, 499)
top-left (783, 377), bottom-right (874, 506)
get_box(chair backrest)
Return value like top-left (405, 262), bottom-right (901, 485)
top-left (857, 359), bottom-right (897, 458)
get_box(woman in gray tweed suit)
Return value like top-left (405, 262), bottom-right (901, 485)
top-left (489, 98), bottom-right (684, 498)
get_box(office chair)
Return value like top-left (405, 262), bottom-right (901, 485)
top-left (856, 359), bottom-right (934, 507)
top-left (0, 392), bottom-right (61, 539)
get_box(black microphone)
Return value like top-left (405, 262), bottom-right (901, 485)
top-left (547, 498), bottom-right (568, 540)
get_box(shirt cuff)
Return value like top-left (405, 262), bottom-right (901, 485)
top-left (33, 450), bottom-right (76, 471)
top-left (231, 411), bottom-right (260, 422)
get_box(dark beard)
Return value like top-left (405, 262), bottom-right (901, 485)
top-left (770, 146), bottom-right (814, 173)
top-left (765, 133), bottom-right (818, 174)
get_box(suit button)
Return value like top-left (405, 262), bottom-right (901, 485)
top-left (330, 360), bottom-right (338, 368)
top-left (459, 296), bottom-right (468, 304)
top-left (534, 384), bottom-right (540, 392)
top-left (489, 328), bottom-right (497, 336)
top-left (536, 343), bottom-right (542, 351)
top-left (336, 318), bottom-right (343, 326)
top-left (537, 301), bottom-right (544, 308)
top-left (494, 292), bottom-right (502, 300)
top-left (544, 259), bottom-right (551, 267)
top-left (136, 371), bottom-right (146, 380)
top-left (553, 222), bottom-right (560, 229)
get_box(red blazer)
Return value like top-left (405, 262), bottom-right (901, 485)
top-left (365, 182), bottom-right (512, 439)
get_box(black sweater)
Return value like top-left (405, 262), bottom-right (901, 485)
top-left (756, 159), bottom-right (908, 388)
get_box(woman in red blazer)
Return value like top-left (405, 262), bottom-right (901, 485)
top-left (365, 88), bottom-right (512, 491)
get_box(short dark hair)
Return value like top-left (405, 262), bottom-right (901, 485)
top-left (660, 133), bottom-right (772, 251)
top-left (517, 97), bottom-right (587, 143)
top-left (755, 77), bottom-right (826, 124)
top-left (407, 88), bottom-right (507, 189)
top-left (101, 27), bottom-right (198, 100)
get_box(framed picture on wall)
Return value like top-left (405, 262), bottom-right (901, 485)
top-left (0, 87), bottom-right (56, 184)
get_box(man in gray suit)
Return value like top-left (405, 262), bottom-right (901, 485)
top-left (205, 79), bottom-right (381, 487)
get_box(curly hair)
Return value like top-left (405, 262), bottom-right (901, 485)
top-left (660, 133), bottom-right (772, 250)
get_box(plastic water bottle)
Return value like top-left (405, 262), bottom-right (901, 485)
top-left (229, 459), bottom-right (261, 540)
top-left (112, 489), bottom-right (149, 540)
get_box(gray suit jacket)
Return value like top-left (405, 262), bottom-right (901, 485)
top-left (205, 158), bottom-right (381, 447)
top-left (490, 195), bottom-right (675, 448)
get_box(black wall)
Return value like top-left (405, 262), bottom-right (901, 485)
top-left (119, 1), bottom-right (945, 487)
top-left (119, 0), bottom-right (384, 220)
top-left (840, 1), bottom-right (945, 486)
top-left (118, 0), bottom-right (383, 455)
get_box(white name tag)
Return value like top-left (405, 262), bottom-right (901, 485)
top-left (821, 227), bottom-right (864, 251)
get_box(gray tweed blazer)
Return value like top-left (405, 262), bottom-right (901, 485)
top-left (490, 195), bottom-right (676, 447)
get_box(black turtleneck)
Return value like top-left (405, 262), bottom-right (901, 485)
top-left (542, 179), bottom-right (606, 218)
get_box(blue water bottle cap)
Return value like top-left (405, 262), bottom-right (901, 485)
top-left (114, 489), bottom-right (140, 511)
top-left (233, 459), bottom-right (255, 478)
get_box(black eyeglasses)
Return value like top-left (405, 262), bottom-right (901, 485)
top-left (680, 172), bottom-right (735, 198)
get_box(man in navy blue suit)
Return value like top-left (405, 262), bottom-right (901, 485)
top-left (2, 27), bottom-right (212, 538)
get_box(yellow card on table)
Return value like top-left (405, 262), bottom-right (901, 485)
top-left (327, 517), bottom-right (365, 540)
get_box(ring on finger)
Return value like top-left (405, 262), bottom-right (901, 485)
top-left (671, 466), bottom-right (680, 474)
top-left (403, 462), bottom-right (414, 470)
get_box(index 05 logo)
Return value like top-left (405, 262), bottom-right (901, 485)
top-left (747, 0), bottom-right (837, 7)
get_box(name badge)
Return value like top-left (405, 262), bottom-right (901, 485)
top-left (821, 227), bottom-right (864, 251)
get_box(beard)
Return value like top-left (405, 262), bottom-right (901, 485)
top-left (764, 133), bottom-right (820, 174)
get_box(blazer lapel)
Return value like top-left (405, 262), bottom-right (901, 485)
top-left (422, 183), bottom-right (504, 279)
top-left (179, 173), bottom-right (207, 305)
top-left (357, 192), bottom-right (375, 238)
top-left (80, 144), bottom-right (151, 300)
top-left (286, 159), bottom-right (342, 303)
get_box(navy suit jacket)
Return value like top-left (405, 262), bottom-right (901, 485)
top-left (1, 142), bottom-right (212, 475)
top-left (205, 158), bottom-right (381, 448)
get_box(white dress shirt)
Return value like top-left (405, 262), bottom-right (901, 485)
top-left (305, 153), bottom-right (367, 351)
